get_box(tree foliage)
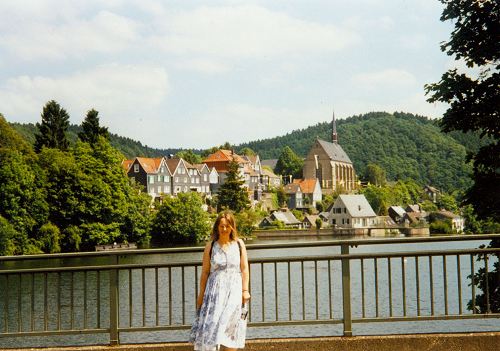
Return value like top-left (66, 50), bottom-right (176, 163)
top-left (425, 1), bottom-right (499, 313)
top-left (78, 109), bottom-right (109, 145)
top-left (176, 149), bottom-right (202, 164)
top-left (275, 146), bottom-right (303, 179)
top-left (34, 100), bottom-right (70, 152)
top-left (151, 192), bottom-right (211, 244)
top-left (217, 160), bottom-right (250, 213)
top-left (365, 163), bottom-right (386, 186)
top-left (425, 0), bottom-right (499, 221)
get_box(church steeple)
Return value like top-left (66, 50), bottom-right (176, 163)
top-left (332, 109), bottom-right (338, 144)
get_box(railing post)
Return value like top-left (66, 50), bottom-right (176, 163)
top-left (109, 255), bottom-right (119, 345)
top-left (341, 243), bottom-right (352, 336)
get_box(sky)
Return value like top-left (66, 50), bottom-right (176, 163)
top-left (0, 0), bottom-right (462, 149)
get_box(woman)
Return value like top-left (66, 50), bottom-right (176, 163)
top-left (190, 211), bottom-right (251, 351)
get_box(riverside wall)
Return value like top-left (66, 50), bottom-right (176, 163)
top-left (8, 332), bottom-right (500, 351)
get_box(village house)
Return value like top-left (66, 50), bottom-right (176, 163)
top-left (283, 183), bottom-right (303, 209)
top-left (293, 178), bottom-right (322, 208)
top-left (432, 210), bottom-right (465, 233)
top-left (302, 112), bottom-right (356, 194)
top-left (424, 185), bottom-right (441, 203)
top-left (259, 210), bottom-right (302, 229)
top-left (328, 194), bottom-right (377, 228)
top-left (261, 168), bottom-right (282, 190)
top-left (388, 205), bottom-right (406, 224)
top-left (302, 214), bottom-right (327, 229)
top-left (203, 149), bottom-right (253, 188)
top-left (123, 157), bottom-right (172, 200)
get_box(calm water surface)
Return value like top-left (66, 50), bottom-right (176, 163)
top-left (0, 235), bottom-right (498, 348)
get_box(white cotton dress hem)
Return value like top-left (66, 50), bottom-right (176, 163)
top-left (190, 241), bottom-right (246, 351)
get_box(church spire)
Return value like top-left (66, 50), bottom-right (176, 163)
top-left (332, 108), bottom-right (338, 144)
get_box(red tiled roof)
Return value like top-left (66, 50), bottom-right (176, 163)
top-left (136, 157), bottom-right (162, 173)
top-left (203, 149), bottom-right (248, 164)
top-left (122, 159), bottom-right (133, 172)
top-left (298, 179), bottom-right (318, 194)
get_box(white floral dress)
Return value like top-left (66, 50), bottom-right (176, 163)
top-left (190, 240), bottom-right (246, 350)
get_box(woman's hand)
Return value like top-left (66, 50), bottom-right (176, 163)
top-left (242, 290), bottom-right (251, 304)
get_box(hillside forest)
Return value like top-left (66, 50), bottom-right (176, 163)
top-left (1, 106), bottom-right (497, 256)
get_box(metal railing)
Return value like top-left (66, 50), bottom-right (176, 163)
top-left (0, 234), bottom-right (499, 346)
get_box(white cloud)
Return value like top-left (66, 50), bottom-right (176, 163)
top-left (151, 5), bottom-right (360, 58)
top-left (175, 59), bottom-right (231, 75)
top-left (0, 10), bottom-right (140, 60)
top-left (0, 64), bottom-right (169, 129)
top-left (351, 69), bottom-right (417, 91)
top-left (181, 103), bottom-right (331, 148)
top-left (340, 92), bottom-right (447, 119)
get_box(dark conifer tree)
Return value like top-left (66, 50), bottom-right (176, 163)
top-left (34, 100), bottom-right (70, 152)
top-left (217, 160), bottom-right (250, 213)
top-left (78, 109), bottom-right (109, 145)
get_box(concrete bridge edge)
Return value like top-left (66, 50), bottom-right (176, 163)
top-left (4, 332), bottom-right (500, 351)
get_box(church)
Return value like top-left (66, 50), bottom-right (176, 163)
top-left (302, 112), bottom-right (357, 194)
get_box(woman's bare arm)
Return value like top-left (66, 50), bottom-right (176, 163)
top-left (196, 241), bottom-right (212, 309)
top-left (239, 239), bottom-right (251, 303)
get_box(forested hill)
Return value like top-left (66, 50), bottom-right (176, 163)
top-left (9, 111), bottom-right (483, 192)
top-left (237, 111), bottom-right (482, 193)
top-left (9, 122), bottom-right (186, 159)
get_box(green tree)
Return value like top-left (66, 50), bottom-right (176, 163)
top-left (37, 222), bottom-right (62, 253)
top-left (34, 100), bottom-right (70, 152)
top-left (274, 146), bottom-right (303, 179)
top-left (0, 114), bottom-right (34, 156)
top-left (361, 184), bottom-right (391, 215)
top-left (151, 192), bottom-right (211, 244)
top-left (425, 0), bottom-right (499, 221)
top-left (239, 147), bottom-right (256, 156)
top-left (436, 193), bottom-right (459, 212)
top-left (276, 186), bottom-right (288, 208)
top-left (365, 163), bottom-right (386, 186)
top-left (425, 0), bottom-right (500, 314)
top-left (78, 109), bottom-right (109, 145)
top-left (315, 217), bottom-right (323, 230)
top-left (0, 149), bottom-right (48, 242)
top-left (0, 215), bottom-right (17, 256)
top-left (176, 149), bottom-right (202, 164)
top-left (235, 209), bottom-right (262, 237)
top-left (217, 160), bottom-right (250, 213)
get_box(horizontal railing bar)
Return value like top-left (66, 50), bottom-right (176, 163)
top-left (118, 319), bottom-right (345, 333)
top-left (0, 329), bottom-right (108, 337)
top-left (1, 234), bottom-right (498, 262)
top-left (353, 313), bottom-right (500, 323)
top-left (1, 248), bottom-right (499, 274)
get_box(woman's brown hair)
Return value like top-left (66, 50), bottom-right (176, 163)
top-left (211, 211), bottom-right (238, 241)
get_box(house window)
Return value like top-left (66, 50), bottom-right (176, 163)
top-left (184, 186), bottom-right (188, 192)
top-left (196, 178), bottom-right (200, 184)
top-left (346, 218), bottom-right (350, 224)
top-left (164, 186), bottom-right (170, 193)
top-left (158, 186), bottom-right (162, 193)
top-left (184, 177), bottom-right (188, 183)
top-left (158, 175), bottom-right (163, 182)
top-left (175, 177), bottom-right (179, 183)
top-left (204, 174), bottom-right (208, 182)
top-left (343, 208), bottom-right (347, 213)
top-left (165, 176), bottom-right (170, 182)
top-left (160, 167), bottom-right (165, 173)
top-left (149, 176), bottom-right (154, 184)
top-left (134, 164), bottom-right (139, 173)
